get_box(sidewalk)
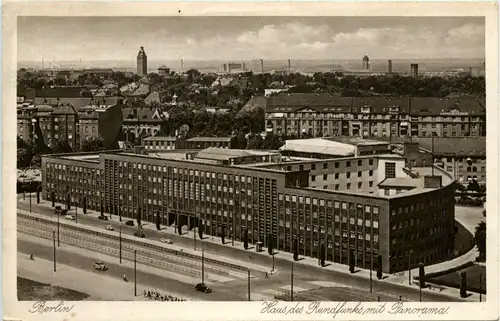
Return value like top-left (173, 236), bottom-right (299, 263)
top-left (19, 198), bottom-right (483, 301)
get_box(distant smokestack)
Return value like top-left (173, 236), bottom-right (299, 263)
top-left (181, 59), bottom-right (184, 70)
top-left (260, 59), bottom-right (264, 73)
top-left (388, 60), bottom-right (393, 74)
top-left (410, 63), bottom-right (419, 78)
top-left (288, 59), bottom-right (291, 71)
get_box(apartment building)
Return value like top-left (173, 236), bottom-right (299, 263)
top-left (264, 94), bottom-right (485, 138)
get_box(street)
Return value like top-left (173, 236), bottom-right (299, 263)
top-left (18, 199), bottom-right (467, 302)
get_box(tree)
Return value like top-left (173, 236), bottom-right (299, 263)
top-left (177, 224), bottom-right (182, 235)
top-left (198, 224), bottom-right (203, 239)
top-left (156, 211), bottom-right (161, 230)
top-left (36, 187), bottom-right (40, 204)
top-left (349, 250), bottom-right (355, 273)
top-left (221, 226), bottom-right (226, 244)
top-left (474, 221), bottom-right (486, 261)
top-left (51, 139), bottom-right (72, 154)
top-left (419, 263), bottom-right (426, 288)
top-left (136, 208), bottom-right (141, 226)
top-left (467, 179), bottom-right (481, 193)
top-left (81, 136), bottom-right (105, 152)
top-left (243, 229), bottom-right (249, 250)
top-left (83, 197), bottom-right (87, 214)
top-left (460, 271), bottom-right (468, 298)
top-left (376, 255), bottom-right (383, 279)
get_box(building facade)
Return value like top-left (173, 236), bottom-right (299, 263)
top-left (265, 94), bottom-right (485, 138)
top-left (42, 146), bottom-right (456, 274)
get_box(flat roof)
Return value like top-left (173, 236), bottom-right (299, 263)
top-left (324, 136), bottom-right (389, 147)
top-left (378, 178), bottom-right (420, 188)
top-left (60, 154), bottom-right (100, 162)
top-left (281, 138), bottom-right (356, 157)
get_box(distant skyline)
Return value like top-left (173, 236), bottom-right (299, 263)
top-left (18, 16), bottom-right (485, 62)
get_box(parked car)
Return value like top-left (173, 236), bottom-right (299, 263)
top-left (61, 209), bottom-right (68, 215)
top-left (194, 283), bottom-right (212, 293)
top-left (64, 215), bottom-right (75, 220)
top-left (105, 225), bottom-right (114, 231)
top-left (53, 206), bottom-right (62, 215)
top-left (98, 215), bottom-right (109, 221)
top-left (93, 261), bottom-right (108, 271)
top-left (160, 238), bottom-right (173, 244)
top-left (125, 220), bottom-right (134, 226)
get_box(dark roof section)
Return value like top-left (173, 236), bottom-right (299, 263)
top-left (411, 137), bottom-right (486, 157)
top-left (35, 86), bottom-right (92, 98)
top-left (239, 95), bottom-right (268, 114)
top-left (263, 94), bottom-right (485, 116)
top-left (143, 136), bottom-right (177, 141)
top-left (409, 97), bottom-right (485, 116)
top-left (34, 97), bottom-right (121, 110)
top-left (122, 107), bottom-right (164, 122)
top-left (266, 93), bottom-right (351, 113)
top-left (351, 97), bottom-right (410, 114)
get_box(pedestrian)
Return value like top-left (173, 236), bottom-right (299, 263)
top-left (265, 272), bottom-right (269, 278)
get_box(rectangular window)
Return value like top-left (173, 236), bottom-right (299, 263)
top-left (323, 174), bottom-right (328, 180)
top-left (335, 162), bottom-right (339, 168)
top-left (346, 161), bottom-right (351, 168)
top-left (385, 162), bottom-right (396, 178)
top-left (346, 183), bottom-right (351, 190)
top-left (311, 164), bottom-right (316, 170)
top-left (311, 175), bottom-right (316, 181)
top-left (358, 171), bottom-right (362, 177)
top-left (346, 172), bottom-right (351, 179)
top-left (369, 159), bottom-right (374, 166)
top-left (369, 170), bottom-right (373, 176)
top-left (358, 160), bottom-right (362, 166)
top-left (323, 163), bottom-right (328, 169)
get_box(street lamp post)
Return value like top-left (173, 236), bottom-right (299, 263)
top-left (247, 269), bottom-right (251, 301)
top-left (272, 252), bottom-right (275, 273)
top-left (53, 230), bottom-right (56, 272)
top-left (119, 226), bottom-right (122, 264)
top-left (75, 199), bottom-right (78, 224)
top-left (57, 211), bottom-right (60, 247)
top-left (201, 242), bottom-right (205, 284)
top-left (134, 250), bottom-right (137, 297)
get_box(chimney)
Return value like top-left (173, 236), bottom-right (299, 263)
top-left (388, 60), bottom-right (393, 74)
top-left (260, 59), bottom-right (264, 73)
top-left (288, 59), bottom-right (291, 71)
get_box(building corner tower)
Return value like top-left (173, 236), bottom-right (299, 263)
top-left (137, 46), bottom-right (147, 76)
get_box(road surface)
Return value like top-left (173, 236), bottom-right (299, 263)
top-left (18, 200), bottom-right (464, 302)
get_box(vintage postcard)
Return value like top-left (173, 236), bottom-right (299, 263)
top-left (2, 1), bottom-right (499, 321)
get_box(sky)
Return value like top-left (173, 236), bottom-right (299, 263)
top-left (17, 16), bottom-right (485, 62)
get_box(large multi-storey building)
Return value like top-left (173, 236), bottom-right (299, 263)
top-left (41, 139), bottom-right (456, 274)
top-left (143, 136), bottom-right (233, 151)
top-left (264, 94), bottom-right (485, 138)
top-left (17, 96), bottom-right (122, 150)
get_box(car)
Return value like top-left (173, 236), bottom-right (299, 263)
top-left (98, 215), bottom-right (109, 221)
top-left (93, 261), bottom-right (108, 271)
top-left (61, 209), bottom-right (68, 215)
top-left (64, 215), bottom-right (75, 220)
top-left (160, 238), bottom-right (173, 244)
top-left (194, 283), bottom-right (212, 293)
top-left (105, 225), bottom-right (114, 231)
top-left (125, 220), bottom-right (134, 226)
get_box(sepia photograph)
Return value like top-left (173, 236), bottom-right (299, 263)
top-left (3, 2), bottom-right (499, 321)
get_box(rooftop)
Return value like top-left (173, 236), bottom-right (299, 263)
top-left (378, 178), bottom-right (420, 189)
top-left (186, 137), bottom-right (232, 142)
top-left (280, 138), bottom-right (356, 157)
top-left (143, 136), bottom-right (177, 142)
top-left (195, 147), bottom-right (277, 161)
top-left (324, 136), bottom-right (389, 147)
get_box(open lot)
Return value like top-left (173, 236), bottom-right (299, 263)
top-left (17, 277), bottom-right (90, 301)
top-left (427, 264), bottom-right (486, 294)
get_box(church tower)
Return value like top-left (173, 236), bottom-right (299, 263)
top-left (137, 46), bottom-right (147, 76)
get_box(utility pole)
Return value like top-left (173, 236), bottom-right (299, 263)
top-left (479, 273), bottom-right (482, 302)
top-left (75, 199), bottom-right (78, 224)
top-left (57, 212), bottom-right (60, 247)
top-left (201, 242), bottom-right (205, 284)
top-left (29, 190), bottom-right (32, 212)
top-left (53, 230), bottom-right (56, 272)
top-left (419, 283), bottom-right (422, 302)
top-left (134, 250), bottom-right (137, 297)
top-left (119, 226), bottom-right (122, 264)
top-left (408, 252), bottom-right (412, 285)
top-left (247, 269), bottom-right (251, 301)
top-left (370, 240), bottom-right (373, 293)
top-left (290, 262), bottom-right (294, 302)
